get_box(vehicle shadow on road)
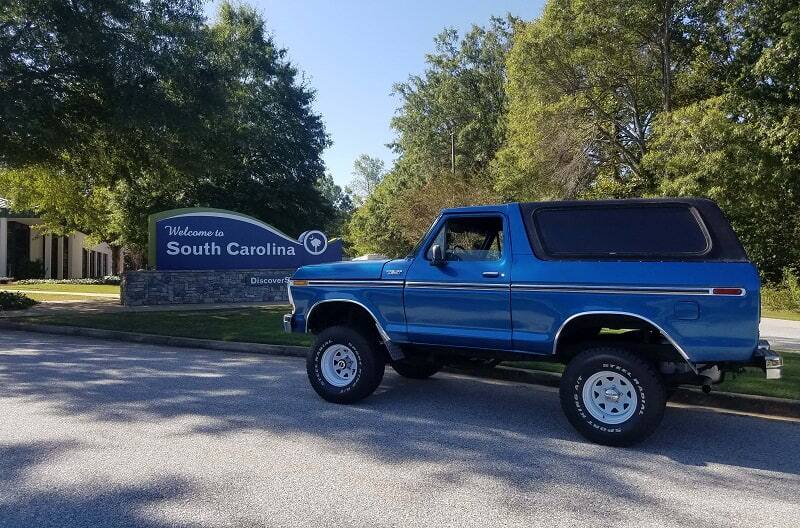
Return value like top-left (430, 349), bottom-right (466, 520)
top-left (2, 331), bottom-right (799, 526)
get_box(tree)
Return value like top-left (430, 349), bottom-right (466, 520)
top-left (347, 17), bottom-right (515, 256)
top-left (644, 102), bottom-right (799, 281)
top-left (193, 2), bottom-right (332, 238)
top-left (0, 0), bottom-right (212, 247)
top-left (346, 154), bottom-right (385, 205)
top-left (346, 172), bottom-right (413, 257)
top-left (390, 16), bottom-right (515, 177)
top-left (316, 173), bottom-right (353, 239)
top-left (0, 0), bottom-right (335, 260)
top-left (495, 0), bottom-right (711, 199)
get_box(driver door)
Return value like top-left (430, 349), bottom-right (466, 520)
top-left (404, 214), bottom-right (511, 351)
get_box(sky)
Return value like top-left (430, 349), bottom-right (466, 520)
top-left (206, 0), bottom-right (545, 187)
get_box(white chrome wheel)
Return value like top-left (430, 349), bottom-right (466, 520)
top-left (320, 344), bottom-right (359, 387)
top-left (582, 370), bottom-right (638, 425)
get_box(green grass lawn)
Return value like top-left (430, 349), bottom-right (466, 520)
top-left (0, 284), bottom-right (120, 295)
top-left (24, 293), bottom-right (110, 302)
top-left (718, 352), bottom-right (799, 399)
top-left (762, 309), bottom-right (800, 322)
top-left (18, 307), bottom-right (312, 347)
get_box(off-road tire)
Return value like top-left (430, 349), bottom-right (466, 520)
top-left (559, 347), bottom-right (667, 447)
top-left (391, 360), bottom-right (441, 379)
top-left (307, 325), bottom-right (385, 404)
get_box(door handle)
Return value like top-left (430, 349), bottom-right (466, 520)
top-left (482, 271), bottom-right (500, 278)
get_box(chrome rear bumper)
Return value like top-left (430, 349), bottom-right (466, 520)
top-left (754, 340), bottom-right (783, 380)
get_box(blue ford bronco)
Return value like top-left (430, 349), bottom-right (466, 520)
top-left (284, 199), bottom-right (783, 445)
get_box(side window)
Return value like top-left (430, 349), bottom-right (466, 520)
top-left (533, 204), bottom-right (710, 258)
top-left (426, 216), bottom-right (504, 262)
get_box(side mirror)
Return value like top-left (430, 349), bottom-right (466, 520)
top-left (430, 244), bottom-right (446, 266)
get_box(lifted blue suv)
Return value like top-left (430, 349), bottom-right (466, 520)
top-left (284, 199), bottom-right (783, 445)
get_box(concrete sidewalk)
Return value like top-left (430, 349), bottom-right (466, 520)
top-left (760, 318), bottom-right (800, 352)
top-left (5, 289), bottom-right (119, 298)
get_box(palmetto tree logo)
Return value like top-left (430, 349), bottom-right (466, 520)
top-left (302, 230), bottom-right (328, 255)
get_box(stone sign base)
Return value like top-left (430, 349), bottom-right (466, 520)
top-left (122, 269), bottom-right (293, 306)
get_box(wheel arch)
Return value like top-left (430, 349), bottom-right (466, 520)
top-left (553, 311), bottom-right (694, 370)
top-left (305, 299), bottom-right (403, 361)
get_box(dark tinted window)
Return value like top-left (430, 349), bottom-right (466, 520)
top-left (533, 204), bottom-right (710, 258)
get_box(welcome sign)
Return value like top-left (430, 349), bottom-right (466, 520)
top-left (148, 208), bottom-right (342, 270)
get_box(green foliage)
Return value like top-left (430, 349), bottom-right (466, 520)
top-left (761, 269), bottom-right (800, 312)
top-left (495, 0), bottom-right (800, 278)
top-left (315, 173), bottom-right (353, 240)
top-left (347, 17), bottom-right (514, 256)
top-left (0, 291), bottom-right (38, 311)
top-left (347, 172), bottom-right (414, 257)
top-left (391, 17), bottom-right (515, 177)
top-left (495, 0), bottom-right (680, 199)
top-left (346, 155), bottom-right (386, 205)
top-left (0, 0), bottom-right (334, 258)
top-left (644, 97), bottom-right (800, 279)
top-left (9, 260), bottom-right (45, 280)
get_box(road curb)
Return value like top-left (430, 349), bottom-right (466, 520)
top-left (3, 320), bottom-right (798, 419)
top-left (446, 365), bottom-right (800, 419)
top-left (0, 320), bottom-right (307, 358)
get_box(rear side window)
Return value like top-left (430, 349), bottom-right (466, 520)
top-left (533, 204), bottom-right (711, 258)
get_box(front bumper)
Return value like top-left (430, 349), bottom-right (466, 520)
top-left (754, 340), bottom-right (783, 379)
top-left (283, 313), bottom-right (294, 333)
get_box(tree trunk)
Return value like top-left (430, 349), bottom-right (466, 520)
top-left (661, 0), bottom-right (673, 112)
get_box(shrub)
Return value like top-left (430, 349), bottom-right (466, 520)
top-left (13, 259), bottom-right (45, 280)
top-left (0, 291), bottom-right (38, 311)
top-left (761, 268), bottom-right (800, 312)
top-left (13, 275), bottom-right (121, 286)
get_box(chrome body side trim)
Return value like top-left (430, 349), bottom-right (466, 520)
top-left (294, 279), bottom-right (745, 296)
top-left (300, 280), bottom-right (404, 288)
top-left (552, 310), bottom-right (697, 372)
top-left (405, 281), bottom-right (508, 290)
top-left (512, 284), bottom-right (746, 296)
top-left (512, 284), bottom-right (714, 295)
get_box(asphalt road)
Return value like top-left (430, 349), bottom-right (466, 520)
top-left (1, 331), bottom-right (798, 528)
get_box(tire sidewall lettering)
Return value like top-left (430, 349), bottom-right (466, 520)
top-left (574, 360), bottom-right (646, 435)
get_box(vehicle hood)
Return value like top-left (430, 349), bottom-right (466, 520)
top-left (293, 259), bottom-right (391, 280)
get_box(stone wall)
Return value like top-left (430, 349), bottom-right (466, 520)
top-left (122, 269), bottom-right (293, 306)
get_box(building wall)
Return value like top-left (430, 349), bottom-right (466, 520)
top-left (2, 213), bottom-right (115, 279)
top-left (25, 227), bottom-right (113, 279)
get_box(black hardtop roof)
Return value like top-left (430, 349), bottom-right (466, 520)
top-left (519, 197), bottom-right (718, 209)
